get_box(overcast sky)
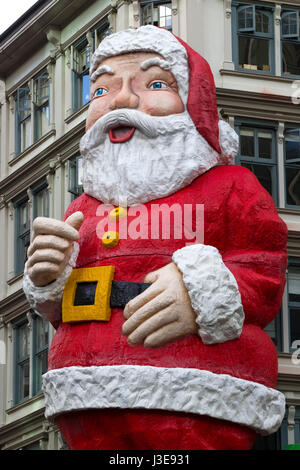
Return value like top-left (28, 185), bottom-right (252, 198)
top-left (0, 1), bottom-right (39, 34)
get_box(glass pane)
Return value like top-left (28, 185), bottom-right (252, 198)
top-left (282, 42), bottom-right (300, 75)
top-left (35, 72), bottom-right (49, 106)
top-left (143, 5), bottom-right (153, 25)
top-left (282, 12), bottom-right (298, 37)
top-left (240, 128), bottom-right (255, 156)
top-left (82, 73), bottom-right (90, 106)
top-left (20, 203), bottom-right (28, 229)
top-left (18, 88), bottom-right (31, 120)
top-left (255, 11), bottom-right (270, 34)
top-left (18, 323), bottom-right (30, 360)
top-left (77, 157), bottom-right (83, 186)
top-left (158, 4), bottom-right (172, 30)
top-left (258, 131), bottom-right (273, 159)
top-left (290, 308), bottom-right (300, 346)
top-left (286, 167), bottom-right (300, 206)
top-left (239, 37), bottom-right (270, 71)
top-left (288, 267), bottom-right (300, 301)
top-left (242, 163), bottom-right (273, 197)
top-left (19, 361), bottom-right (30, 400)
top-left (36, 350), bottom-right (48, 392)
top-left (20, 117), bottom-right (32, 152)
top-left (35, 103), bottom-right (50, 140)
top-left (36, 317), bottom-right (49, 351)
top-left (238, 6), bottom-right (254, 30)
top-left (264, 316), bottom-right (279, 348)
top-left (285, 128), bottom-right (300, 160)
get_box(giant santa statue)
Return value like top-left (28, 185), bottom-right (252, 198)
top-left (23, 26), bottom-right (287, 450)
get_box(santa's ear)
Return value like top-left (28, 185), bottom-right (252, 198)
top-left (175, 37), bottom-right (221, 155)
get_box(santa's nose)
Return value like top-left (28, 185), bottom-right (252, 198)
top-left (110, 81), bottom-right (139, 110)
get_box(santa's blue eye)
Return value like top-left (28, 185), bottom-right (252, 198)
top-left (94, 88), bottom-right (108, 97)
top-left (150, 82), bottom-right (167, 90)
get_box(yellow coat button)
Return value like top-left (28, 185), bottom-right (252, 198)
top-left (109, 207), bottom-right (127, 222)
top-left (102, 231), bottom-right (119, 248)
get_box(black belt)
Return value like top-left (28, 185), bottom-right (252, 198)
top-left (74, 280), bottom-right (152, 309)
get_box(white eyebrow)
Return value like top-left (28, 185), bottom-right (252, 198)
top-left (90, 65), bottom-right (114, 83)
top-left (141, 58), bottom-right (171, 72)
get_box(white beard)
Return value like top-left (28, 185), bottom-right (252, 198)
top-left (80, 109), bottom-right (221, 207)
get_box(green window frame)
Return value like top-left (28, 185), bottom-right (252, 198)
top-left (33, 69), bottom-right (50, 142)
top-left (141, 1), bottom-right (172, 31)
top-left (14, 194), bottom-right (30, 275)
top-left (32, 314), bottom-right (49, 396)
top-left (72, 20), bottom-right (111, 112)
top-left (14, 318), bottom-right (30, 404)
top-left (68, 155), bottom-right (83, 200)
top-left (13, 313), bottom-right (49, 405)
top-left (32, 180), bottom-right (49, 219)
top-left (232, 2), bottom-right (275, 74)
top-left (281, 9), bottom-right (300, 77)
top-left (284, 126), bottom-right (300, 209)
top-left (235, 120), bottom-right (278, 205)
top-left (15, 86), bottom-right (32, 156)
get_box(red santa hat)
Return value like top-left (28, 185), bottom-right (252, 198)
top-left (90, 25), bottom-right (238, 162)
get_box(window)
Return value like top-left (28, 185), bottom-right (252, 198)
top-left (14, 319), bottom-right (30, 403)
top-left (235, 122), bottom-right (278, 204)
top-left (72, 38), bottom-right (90, 111)
top-left (68, 155), bottom-right (83, 199)
top-left (72, 21), bottom-right (110, 112)
top-left (15, 86), bottom-right (32, 155)
top-left (284, 127), bottom-right (300, 208)
top-left (264, 309), bottom-right (282, 352)
top-left (13, 313), bottom-right (49, 405)
top-left (32, 181), bottom-right (49, 218)
top-left (33, 70), bottom-right (50, 141)
top-left (14, 69), bottom-right (50, 156)
top-left (14, 195), bottom-right (30, 275)
top-left (282, 10), bottom-right (300, 76)
top-left (14, 181), bottom-right (49, 274)
top-left (233, 3), bottom-right (274, 73)
top-left (141, 1), bottom-right (172, 31)
top-left (32, 315), bottom-right (49, 395)
top-left (287, 261), bottom-right (300, 352)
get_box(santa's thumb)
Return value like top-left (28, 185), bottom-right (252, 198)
top-left (65, 211), bottom-right (84, 231)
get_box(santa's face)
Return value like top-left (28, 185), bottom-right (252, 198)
top-left (86, 52), bottom-right (185, 136)
top-left (81, 51), bottom-right (220, 207)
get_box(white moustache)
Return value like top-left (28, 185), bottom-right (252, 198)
top-left (80, 109), bottom-right (190, 154)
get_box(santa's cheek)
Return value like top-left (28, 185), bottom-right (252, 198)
top-left (141, 93), bottom-right (184, 116)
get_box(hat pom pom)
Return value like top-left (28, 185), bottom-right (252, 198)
top-left (218, 120), bottom-right (239, 164)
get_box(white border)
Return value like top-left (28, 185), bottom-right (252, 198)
top-left (43, 364), bottom-right (285, 435)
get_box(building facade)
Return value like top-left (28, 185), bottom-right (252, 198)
top-left (0, 0), bottom-right (299, 450)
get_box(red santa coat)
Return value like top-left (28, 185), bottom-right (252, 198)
top-left (43, 165), bottom-right (287, 450)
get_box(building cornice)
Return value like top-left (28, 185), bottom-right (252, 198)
top-left (217, 87), bottom-right (300, 124)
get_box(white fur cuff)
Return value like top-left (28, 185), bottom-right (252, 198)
top-left (22, 242), bottom-right (79, 321)
top-left (172, 244), bottom-right (244, 344)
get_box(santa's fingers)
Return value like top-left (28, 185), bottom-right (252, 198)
top-left (123, 283), bottom-right (164, 320)
top-left (27, 262), bottom-right (63, 287)
top-left (26, 249), bottom-right (66, 269)
top-left (27, 234), bottom-right (71, 257)
top-left (122, 292), bottom-right (173, 336)
top-left (144, 321), bottom-right (186, 348)
top-left (32, 216), bottom-right (81, 241)
top-left (126, 307), bottom-right (178, 346)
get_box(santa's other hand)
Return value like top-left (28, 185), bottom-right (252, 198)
top-left (122, 262), bottom-right (198, 348)
top-left (26, 212), bottom-right (84, 287)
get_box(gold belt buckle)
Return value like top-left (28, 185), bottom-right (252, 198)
top-left (62, 266), bottom-right (115, 323)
